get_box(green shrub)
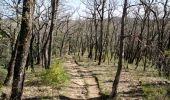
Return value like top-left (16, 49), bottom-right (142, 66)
top-left (40, 59), bottom-right (70, 87)
top-left (142, 84), bottom-right (169, 100)
top-left (165, 50), bottom-right (170, 56)
top-left (0, 66), bottom-right (7, 87)
top-left (0, 66), bottom-right (7, 96)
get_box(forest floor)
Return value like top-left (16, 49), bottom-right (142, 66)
top-left (59, 56), bottom-right (101, 100)
top-left (59, 55), bottom-right (170, 100)
top-left (1, 55), bottom-right (170, 100)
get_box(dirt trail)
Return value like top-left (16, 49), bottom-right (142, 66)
top-left (60, 57), bottom-right (101, 100)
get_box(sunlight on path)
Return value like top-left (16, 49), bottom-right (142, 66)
top-left (60, 56), bottom-right (101, 100)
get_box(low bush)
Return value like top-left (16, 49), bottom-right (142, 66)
top-left (40, 59), bottom-right (70, 87)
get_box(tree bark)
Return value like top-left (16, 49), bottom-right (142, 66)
top-left (98, 0), bottom-right (106, 65)
top-left (3, 40), bottom-right (18, 86)
top-left (10, 0), bottom-right (34, 99)
top-left (36, 31), bottom-right (41, 64)
top-left (110, 0), bottom-right (128, 98)
top-left (47, 0), bottom-right (58, 68)
top-left (88, 19), bottom-right (93, 59)
top-left (94, 1), bottom-right (98, 61)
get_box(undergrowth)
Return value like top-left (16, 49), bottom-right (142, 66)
top-left (0, 66), bottom-right (6, 87)
top-left (0, 66), bottom-right (7, 95)
top-left (142, 84), bottom-right (170, 100)
top-left (40, 59), bottom-right (70, 87)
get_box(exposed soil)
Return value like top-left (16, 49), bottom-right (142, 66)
top-left (1, 55), bottom-right (170, 100)
top-left (63, 55), bottom-right (170, 100)
top-left (60, 56), bottom-right (101, 100)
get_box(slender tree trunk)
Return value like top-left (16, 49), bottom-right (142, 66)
top-left (25, 35), bottom-right (35, 70)
top-left (103, 5), bottom-right (111, 63)
top-left (3, 40), bottom-right (18, 86)
top-left (98, 0), bottom-right (106, 65)
top-left (94, 2), bottom-right (98, 61)
top-left (42, 0), bottom-right (59, 68)
top-left (60, 34), bottom-right (66, 57)
top-left (47, 0), bottom-right (59, 67)
top-left (30, 35), bottom-right (35, 71)
top-left (110, 0), bottom-right (128, 98)
top-left (60, 31), bottom-right (68, 57)
top-left (36, 32), bottom-right (41, 64)
top-left (3, 19), bottom-right (21, 86)
top-left (88, 19), bottom-right (93, 59)
top-left (10, 0), bottom-right (34, 99)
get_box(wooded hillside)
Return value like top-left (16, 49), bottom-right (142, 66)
top-left (0, 0), bottom-right (170, 100)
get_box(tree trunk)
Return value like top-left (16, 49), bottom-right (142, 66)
top-left (36, 32), bottom-right (41, 64)
top-left (110, 0), bottom-right (128, 98)
top-left (30, 34), bottom-right (35, 71)
top-left (47, 0), bottom-right (58, 68)
top-left (94, 1), bottom-right (98, 61)
top-left (10, 0), bottom-right (34, 99)
top-left (3, 39), bottom-right (18, 86)
top-left (98, 0), bottom-right (106, 65)
top-left (42, 0), bottom-right (59, 68)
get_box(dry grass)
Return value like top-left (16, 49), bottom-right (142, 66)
top-left (74, 54), bottom-right (170, 99)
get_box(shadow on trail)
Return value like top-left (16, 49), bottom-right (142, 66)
top-left (60, 95), bottom-right (101, 100)
top-left (23, 96), bottom-right (58, 100)
top-left (120, 88), bottom-right (144, 98)
top-left (24, 80), bottom-right (45, 87)
top-left (23, 94), bottom-right (110, 100)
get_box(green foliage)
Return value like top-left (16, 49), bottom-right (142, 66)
top-left (0, 66), bottom-right (7, 81)
top-left (168, 76), bottom-right (170, 80)
top-left (40, 59), bottom-right (70, 87)
top-left (142, 84), bottom-right (170, 100)
top-left (0, 66), bottom-right (7, 91)
top-left (165, 50), bottom-right (170, 56)
top-left (102, 90), bottom-right (110, 96)
top-left (0, 38), bottom-right (10, 67)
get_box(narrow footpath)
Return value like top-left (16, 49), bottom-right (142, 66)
top-left (60, 56), bottom-right (101, 100)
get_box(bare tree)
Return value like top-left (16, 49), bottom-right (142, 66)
top-left (42, 0), bottom-right (59, 69)
top-left (98, 0), bottom-right (106, 65)
top-left (1, 0), bottom-right (22, 86)
top-left (10, 0), bottom-right (35, 99)
top-left (110, 0), bottom-right (128, 98)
